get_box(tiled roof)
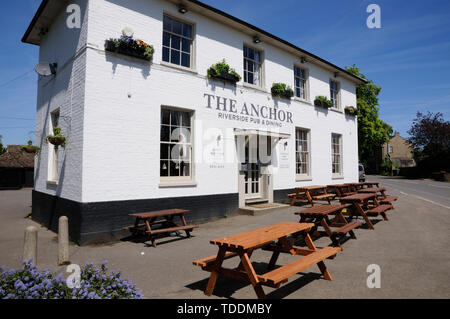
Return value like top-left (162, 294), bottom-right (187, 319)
top-left (0, 145), bottom-right (35, 168)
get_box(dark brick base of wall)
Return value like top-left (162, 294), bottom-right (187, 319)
top-left (274, 188), bottom-right (296, 204)
top-left (32, 190), bottom-right (239, 245)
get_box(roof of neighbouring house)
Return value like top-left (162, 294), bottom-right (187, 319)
top-left (21, 0), bottom-right (367, 85)
top-left (0, 145), bottom-right (35, 168)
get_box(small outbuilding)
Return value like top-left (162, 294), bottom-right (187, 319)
top-left (0, 145), bottom-right (35, 189)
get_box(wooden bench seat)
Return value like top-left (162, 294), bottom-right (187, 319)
top-left (367, 204), bottom-right (392, 215)
top-left (312, 194), bottom-right (336, 200)
top-left (380, 196), bottom-right (398, 204)
top-left (332, 221), bottom-right (362, 235)
top-left (148, 224), bottom-right (199, 235)
top-left (123, 223), bottom-right (146, 231)
top-left (258, 246), bottom-right (341, 286)
top-left (193, 251), bottom-right (239, 269)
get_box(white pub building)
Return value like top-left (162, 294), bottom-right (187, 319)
top-left (23, 0), bottom-right (366, 244)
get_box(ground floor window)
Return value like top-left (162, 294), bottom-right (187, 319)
top-left (160, 107), bottom-right (193, 180)
top-left (331, 133), bottom-right (342, 176)
top-left (295, 128), bottom-right (310, 177)
top-left (48, 109), bottom-right (60, 182)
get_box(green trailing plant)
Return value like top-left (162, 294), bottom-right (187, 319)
top-left (271, 83), bottom-right (294, 100)
top-left (21, 140), bottom-right (40, 155)
top-left (47, 127), bottom-right (66, 148)
top-left (314, 96), bottom-right (333, 108)
top-left (207, 59), bottom-right (241, 84)
top-left (105, 35), bottom-right (154, 61)
top-left (344, 106), bottom-right (358, 116)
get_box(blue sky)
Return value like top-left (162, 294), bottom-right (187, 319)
top-left (1, 0), bottom-right (449, 145)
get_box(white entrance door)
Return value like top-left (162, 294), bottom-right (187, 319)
top-left (244, 137), bottom-right (262, 200)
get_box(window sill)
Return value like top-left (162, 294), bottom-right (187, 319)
top-left (160, 61), bottom-right (198, 74)
top-left (293, 97), bottom-right (312, 105)
top-left (296, 176), bottom-right (312, 182)
top-left (332, 175), bottom-right (344, 180)
top-left (329, 107), bottom-right (343, 114)
top-left (242, 82), bottom-right (267, 93)
top-left (47, 180), bottom-right (58, 186)
top-left (159, 180), bottom-right (197, 188)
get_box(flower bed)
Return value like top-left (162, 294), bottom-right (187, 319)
top-left (0, 260), bottom-right (144, 299)
top-left (105, 35), bottom-right (154, 61)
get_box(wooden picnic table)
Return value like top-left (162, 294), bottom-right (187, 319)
top-left (124, 209), bottom-right (199, 247)
top-left (327, 184), bottom-right (357, 199)
top-left (357, 187), bottom-right (398, 205)
top-left (193, 222), bottom-right (341, 299)
top-left (361, 182), bottom-right (380, 188)
top-left (295, 204), bottom-right (362, 249)
top-left (288, 185), bottom-right (336, 206)
top-left (345, 182), bottom-right (365, 191)
top-left (339, 193), bottom-right (392, 230)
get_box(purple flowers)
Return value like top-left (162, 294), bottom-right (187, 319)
top-left (1, 260), bottom-right (144, 299)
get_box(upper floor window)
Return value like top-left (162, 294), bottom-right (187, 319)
top-left (162, 15), bottom-right (193, 68)
top-left (329, 79), bottom-right (340, 109)
top-left (243, 46), bottom-right (262, 87)
top-left (294, 66), bottom-right (307, 100)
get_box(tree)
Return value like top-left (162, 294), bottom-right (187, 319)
top-left (345, 65), bottom-right (393, 173)
top-left (407, 111), bottom-right (450, 174)
top-left (0, 135), bottom-right (6, 155)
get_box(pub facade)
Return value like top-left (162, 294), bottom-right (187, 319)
top-left (23, 0), bottom-right (366, 244)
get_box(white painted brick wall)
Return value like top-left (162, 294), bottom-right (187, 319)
top-left (35, 0), bottom-right (359, 203)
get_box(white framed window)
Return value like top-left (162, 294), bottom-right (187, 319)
top-left (294, 66), bottom-right (308, 100)
top-left (162, 15), bottom-right (193, 69)
top-left (243, 45), bottom-right (263, 87)
top-left (331, 133), bottom-right (342, 177)
top-left (330, 79), bottom-right (340, 109)
top-left (388, 146), bottom-right (393, 153)
top-left (295, 128), bottom-right (310, 177)
top-left (48, 109), bottom-right (60, 183)
top-left (160, 107), bottom-right (193, 182)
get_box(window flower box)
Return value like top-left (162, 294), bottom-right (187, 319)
top-left (105, 35), bottom-right (154, 61)
top-left (47, 127), bottom-right (66, 148)
top-left (271, 83), bottom-right (294, 100)
top-left (314, 96), bottom-right (333, 108)
top-left (344, 106), bottom-right (358, 116)
top-left (207, 59), bottom-right (241, 84)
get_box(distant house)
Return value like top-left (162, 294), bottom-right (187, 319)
top-left (381, 132), bottom-right (416, 169)
top-left (0, 145), bottom-right (35, 188)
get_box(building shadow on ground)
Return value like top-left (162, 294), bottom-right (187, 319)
top-left (186, 261), bottom-right (324, 299)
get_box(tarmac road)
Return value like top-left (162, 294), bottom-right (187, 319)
top-left (367, 175), bottom-right (450, 209)
top-left (0, 180), bottom-right (449, 299)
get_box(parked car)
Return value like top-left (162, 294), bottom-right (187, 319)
top-left (359, 163), bottom-right (365, 182)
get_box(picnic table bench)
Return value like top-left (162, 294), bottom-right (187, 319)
top-left (339, 193), bottom-right (392, 230)
top-left (361, 181), bottom-right (380, 188)
top-left (295, 204), bottom-right (362, 249)
top-left (357, 187), bottom-right (398, 205)
top-left (193, 222), bottom-right (341, 299)
top-left (288, 185), bottom-right (336, 206)
top-left (327, 184), bottom-right (357, 199)
top-left (124, 209), bottom-right (199, 247)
